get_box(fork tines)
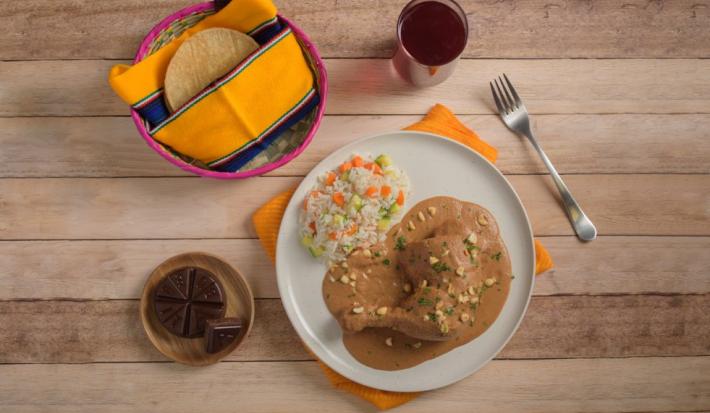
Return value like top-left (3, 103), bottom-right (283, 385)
top-left (490, 74), bottom-right (522, 115)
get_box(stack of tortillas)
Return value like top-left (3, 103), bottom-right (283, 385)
top-left (164, 28), bottom-right (259, 111)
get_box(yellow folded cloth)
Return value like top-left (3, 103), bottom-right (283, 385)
top-left (108, 0), bottom-right (318, 171)
top-left (253, 104), bottom-right (554, 410)
top-left (109, 0), bottom-right (277, 107)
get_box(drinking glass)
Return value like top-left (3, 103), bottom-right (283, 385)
top-left (392, 0), bottom-right (469, 87)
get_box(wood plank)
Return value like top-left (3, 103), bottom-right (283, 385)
top-left (3, 0), bottom-right (710, 59)
top-left (1, 237), bottom-right (709, 300)
top-left (2, 114), bottom-right (709, 178)
top-left (0, 175), bottom-right (707, 240)
top-left (3, 59), bottom-right (710, 116)
top-left (0, 239), bottom-right (276, 300)
top-left (1, 295), bottom-right (708, 363)
top-left (0, 299), bottom-right (307, 364)
top-left (0, 357), bottom-right (708, 412)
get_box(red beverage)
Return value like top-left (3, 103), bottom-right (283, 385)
top-left (392, 0), bottom-right (469, 86)
top-left (399, 1), bottom-right (467, 66)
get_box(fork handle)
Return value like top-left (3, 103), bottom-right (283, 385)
top-left (524, 132), bottom-right (598, 241)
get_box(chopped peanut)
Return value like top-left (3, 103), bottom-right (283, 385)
top-left (427, 206), bottom-right (437, 217)
top-left (352, 306), bottom-right (364, 314)
top-left (417, 211), bottom-right (426, 222)
top-left (455, 266), bottom-right (465, 277)
top-left (385, 337), bottom-right (393, 347)
top-left (339, 275), bottom-right (350, 284)
top-left (376, 306), bottom-right (388, 316)
top-left (429, 256), bottom-right (440, 265)
top-left (477, 215), bottom-right (489, 226)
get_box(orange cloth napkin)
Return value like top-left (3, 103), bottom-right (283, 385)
top-left (252, 104), bottom-right (554, 410)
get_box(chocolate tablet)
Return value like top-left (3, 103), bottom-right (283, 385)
top-left (153, 267), bottom-right (226, 338)
top-left (205, 318), bottom-right (243, 354)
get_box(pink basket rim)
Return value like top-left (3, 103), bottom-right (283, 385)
top-left (130, 2), bottom-right (328, 179)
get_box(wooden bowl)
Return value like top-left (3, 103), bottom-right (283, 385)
top-left (139, 252), bottom-right (255, 366)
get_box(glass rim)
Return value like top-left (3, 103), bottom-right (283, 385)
top-left (395, 0), bottom-right (469, 67)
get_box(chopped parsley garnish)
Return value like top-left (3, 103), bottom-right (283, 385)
top-left (444, 307), bottom-right (454, 316)
top-left (382, 258), bottom-right (391, 265)
top-left (491, 251), bottom-right (502, 261)
top-left (423, 287), bottom-right (431, 295)
top-left (431, 261), bottom-right (451, 273)
top-left (466, 244), bottom-right (480, 252)
top-left (395, 236), bottom-right (407, 251)
top-left (374, 251), bottom-right (381, 257)
top-left (417, 297), bottom-right (433, 306)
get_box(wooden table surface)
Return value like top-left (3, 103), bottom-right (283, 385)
top-left (1, 1), bottom-right (710, 412)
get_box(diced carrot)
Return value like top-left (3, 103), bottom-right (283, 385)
top-left (352, 155), bottom-right (364, 167)
top-left (396, 190), bottom-right (405, 206)
top-left (325, 172), bottom-right (336, 186)
top-left (339, 161), bottom-right (352, 173)
top-left (365, 186), bottom-right (378, 198)
top-left (363, 162), bottom-right (383, 175)
top-left (309, 222), bottom-right (316, 233)
top-left (332, 192), bottom-right (345, 206)
top-left (380, 185), bottom-right (392, 197)
top-left (328, 232), bottom-right (338, 240)
top-left (345, 224), bottom-right (358, 236)
top-left (303, 197), bottom-right (308, 210)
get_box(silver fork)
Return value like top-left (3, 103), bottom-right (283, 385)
top-left (490, 74), bottom-right (597, 241)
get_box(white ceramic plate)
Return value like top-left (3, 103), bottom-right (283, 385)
top-left (276, 131), bottom-right (535, 392)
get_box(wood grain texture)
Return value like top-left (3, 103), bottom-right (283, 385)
top-left (3, 59), bottom-right (710, 116)
top-left (1, 295), bottom-right (708, 364)
top-left (2, 114), bottom-right (710, 177)
top-left (0, 175), bottom-right (707, 240)
top-left (1, 237), bottom-right (709, 300)
top-left (0, 357), bottom-right (708, 413)
top-left (3, 0), bottom-right (710, 59)
top-left (0, 239), bottom-right (277, 299)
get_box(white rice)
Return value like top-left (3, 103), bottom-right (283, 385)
top-left (299, 153), bottom-right (410, 264)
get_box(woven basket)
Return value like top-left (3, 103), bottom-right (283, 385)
top-left (131, 2), bottom-right (327, 179)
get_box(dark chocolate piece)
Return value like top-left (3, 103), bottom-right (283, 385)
top-left (205, 318), bottom-right (243, 354)
top-left (155, 268), bottom-right (191, 300)
top-left (154, 300), bottom-right (190, 336)
top-left (152, 267), bottom-right (226, 338)
top-left (188, 304), bottom-right (227, 337)
top-left (191, 269), bottom-right (224, 304)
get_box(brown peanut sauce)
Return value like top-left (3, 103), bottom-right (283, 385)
top-left (322, 196), bottom-right (512, 370)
